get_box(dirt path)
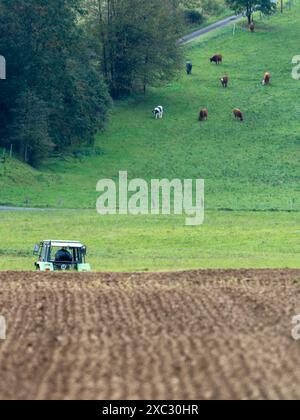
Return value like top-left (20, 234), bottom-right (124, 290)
top-left (0, 270), bottom-right (300, 400)
top-left (177, 14), bottom-right (242, 46)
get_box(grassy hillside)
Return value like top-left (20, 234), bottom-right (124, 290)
top-left (1, 5), bottom-right (300, 271)
top-left (1, 7), bottom-right (299, 211)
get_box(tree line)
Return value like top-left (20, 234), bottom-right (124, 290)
top-left (0, 0), bottom-right (186, 166)
top-left (0, 0), bottom-right (113, 165)
top-left (0, 0), bottom-right (276, 166)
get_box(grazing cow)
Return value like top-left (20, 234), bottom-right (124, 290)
top-left (153, 106), bottom-right (164, 119)
top-left (186, 62), bottom-right (193, 75)
top-left (262, 72), bottom-right (271, 85)
top-left (220, 75), bottom-right (229, 88)
top-left (210, 54), bottom-right (222, 65)
top-left (249, 23), bottom-right (255, 32)
top-left (199, 109), bottom-right (208, 121)
top-left (233, 108), bottom-right (244, 122)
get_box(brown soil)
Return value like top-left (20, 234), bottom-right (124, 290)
top-left (0, 270), bottom-right (300, 400)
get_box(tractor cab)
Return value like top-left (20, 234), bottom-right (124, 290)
top-left (33, 240), bottom-right (91, 272)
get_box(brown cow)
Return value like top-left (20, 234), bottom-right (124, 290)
top-left (262, 72), bottom-right (271, 85)
top-left (233, 108), bottom-right (243, 122)
top-left (220, 75), bottom-right (229, 88)
top-left (210, 54), bottom-right (222, 65)
top-left (249, 23), bottom-right (255, 32)
top-left (199, 109), bottom-right (208, 121)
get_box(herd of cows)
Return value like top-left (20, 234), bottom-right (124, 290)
top-left (153, 34), bottom-right (272, 124)
top-left (199, 55), bottom-right (271, 122)
top-left (197, 60), bottom-right (271, 122)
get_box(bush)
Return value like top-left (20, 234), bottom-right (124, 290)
top-left (201, 0), bottom-right (225, 16)
top-left (184, 9), bottom-right (204, 25)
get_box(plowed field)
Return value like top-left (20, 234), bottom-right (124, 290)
top-left (0, 270), bottom-right (300, 400)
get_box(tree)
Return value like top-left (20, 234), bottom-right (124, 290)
top-left (225, 0), bottom-right (276, 24)
top-left (85, 0), bottom-right (183, 98)
top-left (0, 0), bottom-right (111, 165)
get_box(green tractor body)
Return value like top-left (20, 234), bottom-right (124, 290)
top-left (34, 240), bottom-right (92, 272)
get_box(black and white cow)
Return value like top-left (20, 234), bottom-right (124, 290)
top-left (153, 106), bottom-right (164, 119)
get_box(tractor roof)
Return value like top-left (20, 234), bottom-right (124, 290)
top-left (42, 240), bottom-right (84, 248)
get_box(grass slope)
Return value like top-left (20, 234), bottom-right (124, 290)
top-left (0, 6), bottom-right (300, 271)
top-left (1, 8), bottom-right (299, 210)
top-left (0, 210), bottom-right (299, 271)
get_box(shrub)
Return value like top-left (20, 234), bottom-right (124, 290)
top-left (184, 9), bottom-right (204, 25)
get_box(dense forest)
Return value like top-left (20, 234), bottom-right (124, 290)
top-left (0, 0), bottom-right (226, 166)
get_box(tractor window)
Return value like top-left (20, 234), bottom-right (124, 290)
top-left (72, 248), bottom-right (83, 263)
top-left (50, 247), bottom-right (74, 263)
top-left (47, 247), bottom-right (83, 263)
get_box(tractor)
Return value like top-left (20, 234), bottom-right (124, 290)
top-left (33, 240), bottom-right (91, 272)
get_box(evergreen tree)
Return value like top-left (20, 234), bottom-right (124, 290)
top-left (10, 90), bottom-right (54, 166)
